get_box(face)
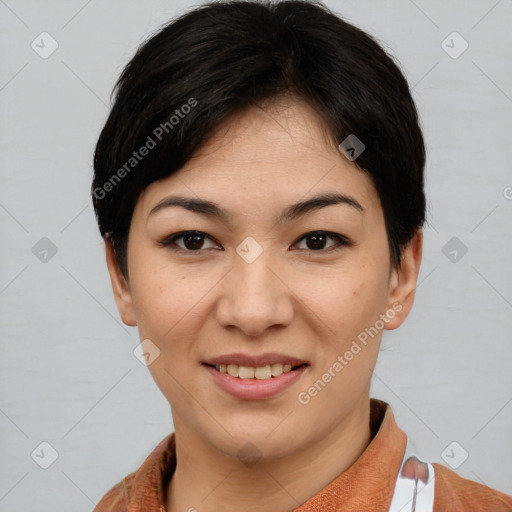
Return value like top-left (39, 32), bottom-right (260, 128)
top-left (106, 97), bottom-right (422, 462)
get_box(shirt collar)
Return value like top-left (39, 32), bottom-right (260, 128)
top-left (124, 398), bottom-right (406, 511)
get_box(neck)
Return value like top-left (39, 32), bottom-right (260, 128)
top-left (165, 399), bottom-right (372, 512)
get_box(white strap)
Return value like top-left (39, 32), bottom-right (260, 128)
top-left (388, 440), bottom-right (436, 512)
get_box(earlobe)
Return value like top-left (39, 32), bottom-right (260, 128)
top-left (104, 238), bottom-right (137, 327)
top-left (384, 229), bottom-right (423, 330)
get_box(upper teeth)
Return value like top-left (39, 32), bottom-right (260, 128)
top-left (215, 363), bottom-right (294, 379)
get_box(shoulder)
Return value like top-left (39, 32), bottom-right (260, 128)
top-left (91, 433), bottom-right (175, 512)
top-left (93, 472), bottom-right (136, 512)
top-left (433, 463), bottom-right (512, 512)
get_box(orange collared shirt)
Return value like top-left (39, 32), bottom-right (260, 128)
top-left (93, 399), bottom-right (512, 511)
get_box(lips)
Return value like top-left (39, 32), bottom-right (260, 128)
top-left (202, 353), bottom-right (309, 399)
top-left (203, 360), bottom-right (308, 400)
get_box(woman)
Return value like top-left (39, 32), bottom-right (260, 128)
top-left (91, 1), bottom-right (512, 510)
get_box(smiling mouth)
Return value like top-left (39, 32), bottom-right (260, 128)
top-left (203, 363), bottom-right (307, 380)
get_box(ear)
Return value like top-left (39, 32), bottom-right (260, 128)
top-left (384, 229), bottom-right (423, 330)
top-left (104, 238), bottom-right (137, 327)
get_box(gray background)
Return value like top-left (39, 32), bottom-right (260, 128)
top-left (1, 0), bottom-right (511, 510)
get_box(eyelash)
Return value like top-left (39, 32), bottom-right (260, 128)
top-left (157, 230), bottom-right (352, 255)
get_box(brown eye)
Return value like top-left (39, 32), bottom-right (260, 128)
top-left (158, 231), bottom-right (219, 253)
top-left (158, 230), bottom-right (350, 255)
top-left (294, 231), bottom-right (350, 252)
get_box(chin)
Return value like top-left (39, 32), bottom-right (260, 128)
top-left (206, 427), bottom-right (298, 463)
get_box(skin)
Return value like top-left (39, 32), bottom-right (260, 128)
top-left (105, 96), bottom-right (422, 512)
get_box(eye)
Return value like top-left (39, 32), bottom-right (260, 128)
top-left (157, 230), bottom-right (351, 254)
top-left (293, 231), bottom-right (351, 253)
top-left (157, 231), bottom-right (220, 253)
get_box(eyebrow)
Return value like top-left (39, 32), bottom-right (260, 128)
top-left (147, 192), bottom-right (364, 224)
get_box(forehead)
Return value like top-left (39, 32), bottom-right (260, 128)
top-left (134, 98), bottom-right (380, 222)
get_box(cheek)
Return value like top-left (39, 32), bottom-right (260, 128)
top-left (130, 268), bottom-right (208, 403)
top-left (295, 263), bottom-right (388, 340)
top-left (129, 262), bottom-right (226, 381)
top-left (129, 263), bottom-right (187, 343)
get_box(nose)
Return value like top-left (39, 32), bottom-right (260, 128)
top-left (215, 250), bottom-right (294, 338)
